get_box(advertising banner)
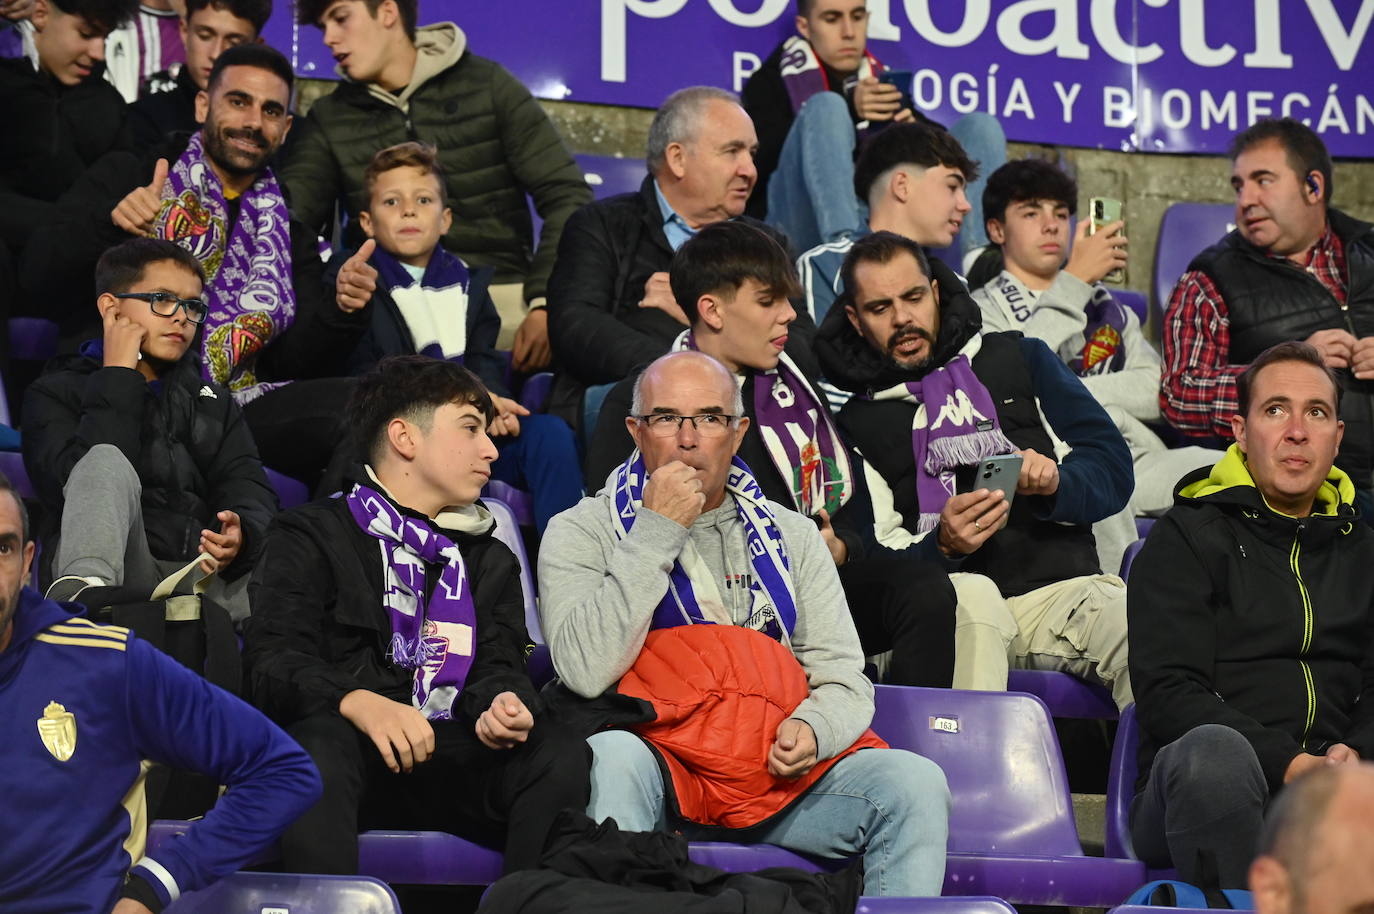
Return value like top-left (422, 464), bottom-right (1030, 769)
top-left (268, 0), bottom-right (1373, 156)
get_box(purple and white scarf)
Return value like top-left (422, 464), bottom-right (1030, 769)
top-left (609, 452), bottom-right (797, 643)
top-left (778, 33), bottom-right (881, 117)
top-left (152, 131), bottom-right (295, 402)
top-left (870, 337), bottom-right (1017, 533)
top-left (675, 331), bottom-right (852, 516)
top-left (1069, 285), bottom-right (1130, 377)
top-left (346, 482), bottom-right (478, 720)
top-left (372, 245), bottom-right (476, 363)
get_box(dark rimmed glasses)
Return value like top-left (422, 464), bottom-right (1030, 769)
top-left (634, 413), bottom-right (740, 438)
top-left (114, 291), bottom-right (209, 325)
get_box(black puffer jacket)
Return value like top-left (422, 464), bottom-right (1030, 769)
top-left (243, 484), bottom-right (539, 726)
top-left (0, 57), bottom-right (130, 251)
top-left (1129, 450), bottom-right (1374, 792)
top-left (21, 348), bottom-right (276, 581)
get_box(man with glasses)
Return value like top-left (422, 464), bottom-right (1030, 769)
top-left (23, 237), bottom-right (275, 616)
top-left (539, 347), bottom-right (951, 897)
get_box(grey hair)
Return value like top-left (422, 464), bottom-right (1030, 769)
top-left (646, 86), bottom-right (741, 174)
top-left (629, 352), bottom-right (745, 417)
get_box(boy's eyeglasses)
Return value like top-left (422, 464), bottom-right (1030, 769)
top-left (113, 292), bottom-right (209, 325)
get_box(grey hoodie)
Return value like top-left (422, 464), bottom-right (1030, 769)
top-left (537, 491), bottom-right (874, 761)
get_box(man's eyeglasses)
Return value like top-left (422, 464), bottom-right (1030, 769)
top-left (634, 413), bottom-right (739, 438)
top-left (114, 292), bottom-right (209, 325)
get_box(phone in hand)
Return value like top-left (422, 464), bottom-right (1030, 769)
top-left (959, 454), bottom-right (1024, 509)
top-left (878, 68), bottom-right (915, 115)
top-left (1088, 196), bottom-right (1125, 284)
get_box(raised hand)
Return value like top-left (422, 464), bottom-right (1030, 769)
top-left (1065, 218), bottom-right (1128, 286)
top-left (488, 394), bottom-right (531, 438)
top-left (111, 158), bottom-right (169, 237)
top-left (101, 302), bottom-right (147, 371)
top-left (641, 460), bottom-right (706, 528)
top-left (637, 272), bottom-right (688, 325)
top-left (336, 239), bottom-right (378, 313)
top-left (853, 76), bottom-right (903, 122)
top-left (198, 509), bottom-right (242, 573)
top-left (1016, 448), bottom-right (1060, 497)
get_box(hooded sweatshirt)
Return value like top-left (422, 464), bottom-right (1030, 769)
top-left (0, 589), bottom-right (320, 913)
top-left (1128, 445), bottom-right (1374, 791)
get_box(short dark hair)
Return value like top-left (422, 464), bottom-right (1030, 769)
top-left (207, 42), bottom-right (293, 95)
top-left (795, 0), bottom-right (816, 16)
top-left (364, 141), bottom-right (446, 208)
top-left (0, 471), bottom-right (30, 546)
top-left (1237, 340), bottom-right (1341, 417)
top-left (1230, 117), bottom-right (1334, 204)
top-left (982, 158), bottom-right (1078, 225)
top-left (95, 238), bottom-right (206, 297)
top-left (669, 222), bottom-right (801, 326)
top-left (297, 0), bottom-right (416, 41)
top-left (347, 355), bottom-right (495, 465)
top-left (838, 230), bottom-right (933, 307)
top-left (186, 0), bottom-right (272, 34)
top-left (49, 0), bottom-right (140, 37)
top-left (853, 123), bottom-right (980, 203)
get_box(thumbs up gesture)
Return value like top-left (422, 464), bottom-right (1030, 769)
top-left (111, 158), bottom-right (169, 237)
top-left (336, 238), bottom-right (378, 313)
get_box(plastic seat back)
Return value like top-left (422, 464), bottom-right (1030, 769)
top-left (1153, 203), bottom-right (1235, 318)
top-left (871, 685), bottom-right (1083, 856)
top-left (484, 496), bottom-right (540, 641)
top-left (574, 153), bottom-right (646, 200)
top-left (165, 872), bottom-right (401, 913)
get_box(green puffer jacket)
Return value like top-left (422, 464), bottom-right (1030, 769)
top-left (280, 23), bottom-right (590, 303)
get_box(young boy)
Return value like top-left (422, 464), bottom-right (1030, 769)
top-left (243, 355), bottom-right (590, 875)
top-left (22, 237), bottom-right (275, 616)
top-left (971, 158), bottom-right (1221, 570)
top-left (332, 141), bottom-right (581, 533)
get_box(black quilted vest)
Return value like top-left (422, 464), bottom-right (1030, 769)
top-left (1189, 210), bottom-right (1374, 489)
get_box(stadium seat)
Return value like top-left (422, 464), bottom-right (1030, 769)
top-left (1006, 670), bottom-right (1117, 719)
top-left (482, 479), bottom-right (534, 528)
top-left (1105, 705), bottom-right (1179, 880)
top-left (519, 372), bottom-right (554, 413)
top-left (165, 872), bottom-right (401, 913)
top-left (1110, 907), bottom-right (1251, 914)
top-left (264, 468), bottom-right (310, 509)
top-left (0, 451), bottom-right (34, 498)
top-left (8, 317), bottom-right (60, 362)
top-left (1152, 203), bottom-right (1235, 321)
top-left (1121, 539), bottom-right (1146, 579)
top-left (483, 495), bottom-right (540, 641)
top-left (1135, 517), bottom-right (1156, 539)
top-left (574, 153), bottom-right (647, 200)
top-left (857, 898), bottom-right (1020, 914)
top-left (527, 642), bottom-right (555, 688)
top-left (871, 685), bottom-right (1145, 905)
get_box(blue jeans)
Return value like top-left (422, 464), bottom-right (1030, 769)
top-left (489, 413), bottom-right (583, 534)
top-left (585, 729), bottom-right (950, 897)
top-left (768, 93), bottom-right (1007, 260)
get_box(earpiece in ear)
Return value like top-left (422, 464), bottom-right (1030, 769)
top-left (1307, 175), bottom-right (1321, 197)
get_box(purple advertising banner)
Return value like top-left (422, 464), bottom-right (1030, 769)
top-left (268, 0), bottom-right (1373, 157)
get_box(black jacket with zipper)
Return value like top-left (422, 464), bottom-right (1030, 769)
top-left (21, 347), bottom-right (276, 582)
top-left (242, 484), bottom-right (540, 730)
top-left (1128, 448), bottom-right (1374, 792)
top-left (1188, 209), bottom-right (1374, 489)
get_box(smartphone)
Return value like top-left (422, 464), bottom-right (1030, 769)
top-left (959, 454), bottom-right (1023, 508)
top-left (1088, 196), bottom-right (1125, 284)
top-left (878, 69), bottom-right (915, 114)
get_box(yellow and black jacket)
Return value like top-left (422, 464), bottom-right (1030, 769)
top-left (1128, 445), bottom-right (1374, 792)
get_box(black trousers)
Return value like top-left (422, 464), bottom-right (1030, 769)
top-left (241, 377), bottom-right (356, 495)
top-left (841, 555), bottom-right (957, 688)
top-left (281, 711), bottom-right (592, 875)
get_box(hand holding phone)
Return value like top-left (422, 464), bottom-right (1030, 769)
top-left (1085, 197), bottom-right (1127, 284)
top-left (878, 69), bottom-right (915, 114)
top-left (959, 454), bottom-right (1024, 505)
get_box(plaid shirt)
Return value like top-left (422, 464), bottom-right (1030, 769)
top-left (1161, 225), bottom-right (1348, 438)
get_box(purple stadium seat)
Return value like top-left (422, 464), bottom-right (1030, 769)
top-left (1110, 906), bottom-right (1248, 914)
top-left (519, 372), bottom-right (554, 413)
top-left (8, 317), bottom-right (60, 362)
top-left (165, 872), bottom-right (401, 913)
top-left (871, 685), bottom-right (1145, 905)
top-left (482, 478), bottom-right (534, 528)
top-left (1006, 670), bottom-right (1117, 719)
top-left (1121, 539), bottom-right (1146, 579)
top-left (264, 468), bottom-right (310, 509)
top-left (1116, 289), bottom-right (1147, 326)
top-left (483, 496), bottom-right (540, 641)
top-left (1135, 517), bottom-right (1156, 539)
top-left (527, 642), bottom-right (556, 688)
top-left (857, 898), bottom-right (1019, 914)
top-left (1106, 707), bottom-right (1181, 882)
top-left (574, 153), bottom-right (647, 201)
top-left (0, 451), bottom-right (34, 498)
top-left (1152, 203), bottom-right (1235, 322)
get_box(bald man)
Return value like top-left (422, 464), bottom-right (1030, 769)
top-left (1250, 764), bottom-right (1374, 914)
top-left (538, 350), bottom-right (950, 897)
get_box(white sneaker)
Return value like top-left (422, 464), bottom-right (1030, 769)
top-left (45, 575), bottom-right (108, 603)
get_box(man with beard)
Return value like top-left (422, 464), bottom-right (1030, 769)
top-left (0, 467), bottom-right (320, 914)
top-left (816, 230), bottom-right (1135, 705)
top-left (24, 42), bottom-right (363, 491)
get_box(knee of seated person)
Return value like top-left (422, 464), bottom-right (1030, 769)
top-left (861, 748), bottom-right (951, 813)
top-left (795, 91), bottom-right (851, 127)
top-left (951, 573), bottom-right (1011, 624)
top-left (68, 443), bottom-right (139, 489)
top-left (588, 729), bottom-right (655, 773)
top-left (1162, 725), bottom-right (1263, 794)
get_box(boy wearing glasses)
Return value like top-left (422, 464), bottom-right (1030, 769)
top-left (22, 237), bottom-right (275, 615)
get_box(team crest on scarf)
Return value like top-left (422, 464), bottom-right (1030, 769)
top-left (1080, 324), bottom-right (1123, 374)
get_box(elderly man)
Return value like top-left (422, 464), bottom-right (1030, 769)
top-left (586, 221), bottom-right (957, 687)
top-left (1162, 118), bottom-right (1374, 505)
top-left (1250, 765), bottom-right (1374, 914)
top-left (546, 86), bottom-right (797, 430)
top-left (817, 231), bottom-right (1134, 704)
top-left (1130, 340), bottom-right (1374, 889)
top-left (538, 349), bottom-right (951, 897)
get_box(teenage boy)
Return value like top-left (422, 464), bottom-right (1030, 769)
top-left (972, 158), bottom-right (1222, 570)
top-left (283, 0), bottom-right (591, 370)
top-left (244, 355), bottom-right (590, 875)
top-left (22, 237), bottom-right (276, 618)
top-left (0, 0), bottom-right (137, 258)
top-left (585, 221), bottom-right (957, 687)
top-left (127, 0), bottom-right (269, 144)
top-left (332, 141), bottom-right (582, 533)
